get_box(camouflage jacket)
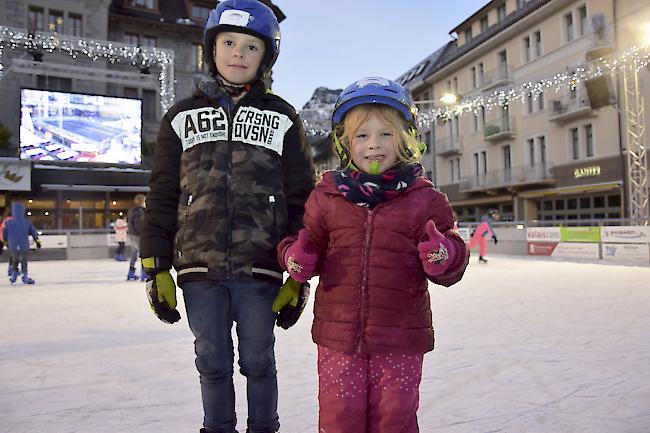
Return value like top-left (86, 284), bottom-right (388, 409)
top-left (140, 81), bottom-right (314, 285)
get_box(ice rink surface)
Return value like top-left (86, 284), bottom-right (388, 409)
top-left (1, 256), bottom-right (649, 433)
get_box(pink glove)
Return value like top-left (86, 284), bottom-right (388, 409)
top-left (284, 229), bottom-right (319, 283)
top-left (417, 220), bottom-right (457, 277)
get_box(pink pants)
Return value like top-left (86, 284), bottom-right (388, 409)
top-left (317, 345), bottom-right (423, 433)
top-left (467, 232), bottom-right (487, 256)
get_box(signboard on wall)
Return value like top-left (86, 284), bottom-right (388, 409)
top-left (527, 241), bottom-right (600, 259)
top-left (602, 243), bottom-right (650, 263)
top-left (457, 227), bottom-right (471, 242)
top-left (526, 227), bottom-right (561, 242)
top-left (560, 227), bottom-right (601, 243)
top-left (0, 158), bottom-right (31, 191)
top-left (601, 226), bottom-right (650, 244)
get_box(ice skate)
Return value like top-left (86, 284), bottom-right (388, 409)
top-left (478, 256), bottom-right (488, 263)
top-left (21, 272), bottom-right (35, 284)
top-left (126, 267), bottom-right (139, 281)
top-left (140, 270), bottom-right (148, 281)
top-left (9, 268), bottom-right (18, 284)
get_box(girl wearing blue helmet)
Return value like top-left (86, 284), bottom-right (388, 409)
top-left (139, 1), bottom-right (315, 433)
top-left (273, 77), bottom-right (470, 432)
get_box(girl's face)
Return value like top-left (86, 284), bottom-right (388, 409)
top-left (349, 113), bottom-right (399, 175)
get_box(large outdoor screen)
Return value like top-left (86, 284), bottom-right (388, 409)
top-left (20, 88), bottom-right (142, 165)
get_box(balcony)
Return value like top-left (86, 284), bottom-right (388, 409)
top-left (484, 117), bottom-right (516, 142)
top-left (459, 163), bottom-right (554, 192)
top-left (435, 134), bottom-right (463, 156)
top-left (548, 97), bottom-right (596, 124)
top-left (480, 65), bottom-right (513, 91)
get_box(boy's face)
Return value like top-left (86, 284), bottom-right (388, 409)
top-left (214, 31), bottom-right (266, 85)
top-left (349, 113), bottom-right (399, 175)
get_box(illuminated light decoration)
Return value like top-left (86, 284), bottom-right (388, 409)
top-left (415, 45), bottom-right (650, 128)
top-left (0, 26), bottom-right (175, 113)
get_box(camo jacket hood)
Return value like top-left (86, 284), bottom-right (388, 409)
top-left (140, 80), bottom-right (314, 285)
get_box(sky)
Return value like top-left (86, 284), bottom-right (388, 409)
top-left (271, 0), bottom-right (490, 109)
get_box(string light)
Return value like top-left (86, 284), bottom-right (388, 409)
top-left (415, 45), bottom-right (650, 128)
top-left (0, 26), bottom-right (175, 113)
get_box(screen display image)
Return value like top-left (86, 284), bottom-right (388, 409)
top-left (20, 89), bottom-right (142, 165)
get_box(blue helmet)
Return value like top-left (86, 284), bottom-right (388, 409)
top-left (332, 77), bottom-right (422, 170)
top-left (332, 77), bottom-right (418, 129)
top-left (203, 0), bottom-right (281, 80)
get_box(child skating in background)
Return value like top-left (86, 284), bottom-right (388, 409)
top-left (273, 77), bottom-right (470, 433)
top-left (2, 201), bottom-right (41, 284)
top-left (467, 209), bottom-right (499, 263)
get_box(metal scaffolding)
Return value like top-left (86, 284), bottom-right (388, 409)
top-left (622, 61), bottom-right (649, 225)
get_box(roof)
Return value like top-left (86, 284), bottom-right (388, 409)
top-left (449, 0), bottom-right (493, 35)
top-left (396, 42), bottom-right (452, 90)
top-left (425, 0), bottom-right (553, 81)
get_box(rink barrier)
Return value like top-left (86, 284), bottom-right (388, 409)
top-left (1, 225), bottom-right (647, 265)
top-left (457, 221), bottom-right (650, 266)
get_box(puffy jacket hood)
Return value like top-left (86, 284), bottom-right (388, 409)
top-left (11, 202), bottom-right (25, 220)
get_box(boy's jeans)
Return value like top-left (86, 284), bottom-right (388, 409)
top-left (183, 278), bottom-right (280, 433)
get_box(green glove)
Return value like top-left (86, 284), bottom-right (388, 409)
top-left (273, 277), bottom-right (310, 330)
top-left (142, 257), bottom-right (181, 324)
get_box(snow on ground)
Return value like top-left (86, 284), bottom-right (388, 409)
top-left (1, 257), bottom-right (649, 433)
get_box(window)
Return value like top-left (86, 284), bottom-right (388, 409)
top-left (36, 75), bottom-right (72, 91)
top-left (465, 28), bottom-right (473, 42)
top-left (565, 13), bottom-right (574, 42)
top-left (608, 195), bottom-right (621, 207)
top-left (143, 89), bottom-right (157, 121)
top-left (528, 138), bottom-right (535, 166)
top-left (192, 43), bottom-right (204, 71)
top-left (455, 158), bottom-right (461, 179)
top-left (579, 5), bottom-right (587, 36)
top-left (579, 197), bottom-right (591, 209)
top-left (527, 93), bottom-right (534, 114)
top-left (471, 67), bottom-right (477, 88)
top-left (450, 160), bottom-right (456, 182)
top-left (48, 10), bottom-right (64, 33)
top-left (453, 77), bottom-right (458, 93)
top-left (141, 36), bottom-right (156, 48)
top-left (28, 6), bottom-right (44, 31)
top-left (498, 50), bottom-right (508, 79)
top-left (123, 87), bottom-right (138, 98)
top-left (481, 150), bottom-right (487, 173)
top-left (474, 153), bottom-right (480, 177)
top-left (69, 13), bottom-right (82, 37)
top-left (479, 62), bottom-right (485, 86)
top-left (539, 135), bottom-right (547, 168)
top-left (452, 115), bottom-right (460, 137)
top-left (523, 36), bottom-right (531, 62)
top-left (503, 145), bottom-right (512, 181)
top-left (128, 0), bottom-right (155, 9)
top-left (124, 33), bottom-right (139, 46)
top-left (538, 91), bottom-right (544, 111)
top-left (480, 107), bottom-right (486, 128)
top-left (497, 4), bottom-right (506, 22)
top-left (191, 4), bottom-right (211, 21)
top-left (480, 17), bottom-right (488, 33)
top-left (473, 113), bottom-right (479, 132)
top-left (571, 127), bottom-right (579, 159)
top-left (585, 124), bottom-right (594, 157)
top-left (517, 0), bottom-right (526, 9)
top-left (534, 31), bottom-right (542, 56)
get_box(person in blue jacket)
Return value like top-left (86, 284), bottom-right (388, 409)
top-left (2, 201), bottom-right (41, 284)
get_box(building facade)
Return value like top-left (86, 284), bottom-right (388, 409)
top-left (400, 0), bottom-right (649, 223)
top-left (0, 0), bottom-right (213, 229)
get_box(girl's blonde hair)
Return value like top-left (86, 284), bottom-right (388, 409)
top-left (334, 105), bottom-right (423, 167)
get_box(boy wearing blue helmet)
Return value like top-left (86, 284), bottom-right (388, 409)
top-left (273, 77), bottom-right (469, 433)
top-left (139, 1), bottom-right (314, 432)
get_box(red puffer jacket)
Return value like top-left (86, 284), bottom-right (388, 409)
top-left (278, 171), bottom-right (469, 354)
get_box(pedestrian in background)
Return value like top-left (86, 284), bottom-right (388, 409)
top-left (113, 216), bottom-right (128, 261)
top-left (126, 194), bottom-right (146, 280)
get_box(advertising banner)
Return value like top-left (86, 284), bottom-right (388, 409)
top-left (602, 243), bottom-right (650, 263)
top-left (560, 226), bottom-right (601, 243)
top-left (552, 242), bottom-right (600, 259)
top-left (526, 227), bottom-right (561, 242)
top-left (527, 242), bottom-right (557, 256)
top-left (600, 226), bottom-right (650, 244)
top-left (457, 227), bottom-right (471, 242)
top-left (28, 235), bottom-right (67, 249)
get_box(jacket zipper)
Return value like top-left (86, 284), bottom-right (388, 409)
top-left (269, 195), bottom-right (278, 242)
top-left (224, 102), bottom-right (235, 278)
top-left (356, 208), bottom-right (374, 353)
